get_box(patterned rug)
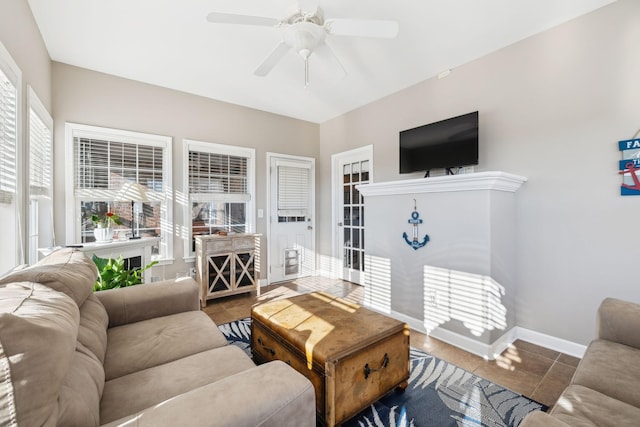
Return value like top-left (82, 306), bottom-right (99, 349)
top-left (219, 318), bottom-right (547, 427)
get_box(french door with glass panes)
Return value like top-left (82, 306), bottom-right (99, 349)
top-left (333, 146), bottom-right (372, 285)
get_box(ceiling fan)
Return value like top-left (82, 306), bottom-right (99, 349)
top-left (206, 0), bottom-right (399, 87)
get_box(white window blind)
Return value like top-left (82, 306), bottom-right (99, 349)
top-left (277, 165), bottom-right (309, 217)
top-left (29, 108), bottom-right (52, 197)
top-left (0, 68), bottom-right (17, 204)
top-left (188, 151), bottom-right (249, 202)
top-left (74, 137), bottom-right (164, 195)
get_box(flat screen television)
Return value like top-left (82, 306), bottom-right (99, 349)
top-left (399, 111), bottom-right (478, 175)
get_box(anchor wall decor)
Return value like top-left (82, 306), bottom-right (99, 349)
top-left (402, 199), bottom-right (430, 250)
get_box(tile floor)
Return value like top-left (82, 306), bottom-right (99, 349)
top-left (201, 276), bottom-right (579, 409)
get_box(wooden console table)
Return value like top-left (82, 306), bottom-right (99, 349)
top-left (195, 234), bottom-right (260, 307)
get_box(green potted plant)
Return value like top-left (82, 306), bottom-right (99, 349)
top-left (92, 254), bottom-right (158, 291)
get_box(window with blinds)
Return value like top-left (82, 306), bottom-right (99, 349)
top-left (0, 42), bottom-right (22, 273)
top-left (185, 140), bottom-right (255, 256)
top-left (0, 67), bottom-right (17, 204)
top-left (28, 87), bottom-right (54, 264)
top-left (66, 123), bottom-right (172, 261)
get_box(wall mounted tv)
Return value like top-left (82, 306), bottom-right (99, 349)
top-left (399, 111), bottom-right (478, 176)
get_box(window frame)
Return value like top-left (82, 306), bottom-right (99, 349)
top-left (182, 139), bottom-right (256, 261)
top-left (27, 86), bottom-right (54, 264)
top-left (65, 123), bottom-right (173, 263)
top-left (0, 41), bottom-right (23, 272)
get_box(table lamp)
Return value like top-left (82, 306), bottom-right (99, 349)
top-left (117, 182), bottom-right (149, 240)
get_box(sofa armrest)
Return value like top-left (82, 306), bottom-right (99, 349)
top-left (519, 411), bottom-right (569, 427)
top-left (95, 277), bottom-right (200, 327)
top-left (597, 297), bottom-right (640, 349)
top-left (100, 361), bottom-right (316, 427)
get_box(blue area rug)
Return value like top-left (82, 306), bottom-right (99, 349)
top-left (219, 318), bottom-right (547, 427)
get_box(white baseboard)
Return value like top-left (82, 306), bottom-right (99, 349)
top-left (514, 326), bottom-right (587, 359)
top-left (367, 308), bottom-right (587, 360)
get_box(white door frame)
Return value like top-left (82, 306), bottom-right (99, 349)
top-left (266, 152), bottom-right (316, 285)
top-left (331, 145), bottom-right (374, 281)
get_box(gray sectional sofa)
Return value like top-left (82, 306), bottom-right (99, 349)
top-left (521, 297), bottom-right (640, 427)
top-left (0, 248), bottom-right (315, 426)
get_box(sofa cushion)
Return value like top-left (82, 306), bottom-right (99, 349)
top-left (78, 293), bottom-right (109, 364)
top-left (0, 248), bottom-right (97, 307)
top-left (572, 339), bottom-right (640, 408)
top-left (103, 310), bottom-right (229, 380)
top-left (95, 278), bottom-right (200, 327)
top-left (550, 385), bottom-right (640, 427)
top-left (101, 360), bottom-right (316, 427)
top-left (0, 282), bottom-right (79, 426)
top-left (100, 345), bottom-right (255, 424)
top-left (57, 346), bottom-right (105, 427)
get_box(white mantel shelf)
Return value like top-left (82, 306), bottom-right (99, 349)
top-left (357, 171), bottom-right (528, 197)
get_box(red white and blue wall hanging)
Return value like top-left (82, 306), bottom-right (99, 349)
top-left (619, 137), bottom-right (640, 196)
top-left (402, 199), bottom-right (430, 250)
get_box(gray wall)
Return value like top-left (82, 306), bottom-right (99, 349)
top-left (4, 0), bottom-right (639, 346)
top-left (51, 62), bottom-right (319, 279)
top-left (0, 0), bottom-right (51, 110)
top-left (318, 0), bottom-right (640, 345)
top-left (0, 0), bottom-right (51, 271)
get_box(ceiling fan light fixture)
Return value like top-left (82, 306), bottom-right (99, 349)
top-left (284, 21), bottom-right (326, 55)
top-left (282, 21), bottom-right (327, 87)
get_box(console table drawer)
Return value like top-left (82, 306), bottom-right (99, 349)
top-left (206, 239), bottom-right (232, 253)
top-left (232, 237), bottom-right (255, 251)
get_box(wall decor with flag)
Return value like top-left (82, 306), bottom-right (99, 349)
top-left (619, 136), bottom-right (640, 196)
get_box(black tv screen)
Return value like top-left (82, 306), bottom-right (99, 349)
top-left (399, 111), bottom-right (478, 174)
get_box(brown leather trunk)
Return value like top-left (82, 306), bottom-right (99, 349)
top-left (251, 292), bottom-right (410, 426)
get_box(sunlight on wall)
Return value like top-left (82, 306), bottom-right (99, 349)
top-left (177, 224), bottom-right (189, 240)
top-left (174, 188), bottom-right (188, 207)
top-left (363, 254), bottom-right (392, 314)
top-left (316, 253), bottom-right (342, 278)
top-left (423, 265), bottom-right (507, 336)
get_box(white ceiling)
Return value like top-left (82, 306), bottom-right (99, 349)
top-left (27, 0), bottom-right (615, 124)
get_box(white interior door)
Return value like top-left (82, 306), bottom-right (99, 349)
top-left (268, 154), bottom-right (315, 283)
top-left (332, 146), bottom-right (372, 285)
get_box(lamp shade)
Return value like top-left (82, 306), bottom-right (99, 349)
top-left (117, 182), bottom-right (149, 202)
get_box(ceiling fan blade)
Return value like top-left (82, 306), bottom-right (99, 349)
top-left (326, 18), bottom-right (399, 38)
top-left (206, 12), bottom-right (279, 27)
top-left (254, 42), bottom-right (291, 76)
top-left (297, 0), bottom-right (319, 15)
